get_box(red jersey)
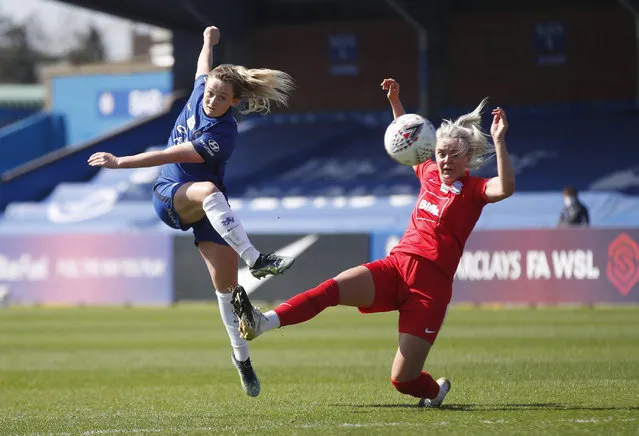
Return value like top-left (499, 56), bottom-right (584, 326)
top-left (391, 160), bottom-right (490, 279)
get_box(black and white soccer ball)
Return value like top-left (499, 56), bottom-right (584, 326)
top-left (383, 113), bottom-right (436, 166)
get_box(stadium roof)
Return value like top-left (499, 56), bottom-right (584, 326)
top-left (58, 0), bottom-right (240, 30)
top-left (0, 85), bottom-right (45, 107)
top-left (58, 0), bottom-right (639, 30)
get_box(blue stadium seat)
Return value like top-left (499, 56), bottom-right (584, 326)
top-left (230, 108), bottom-right (639, 197)
top-left (1, 108), bottom-right (637, 233)
top-left (2, 200), bottom-right (158, 229)
top-left (472, 110), bottom-right (639, 195)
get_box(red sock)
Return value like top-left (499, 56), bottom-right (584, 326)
top-left (275, 278), bottom-right (340, 327)
top-left (391, 372), bottom-right (440, 399)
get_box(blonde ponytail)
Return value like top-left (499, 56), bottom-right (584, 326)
top-left (210, 64), bottom-right (294, 114)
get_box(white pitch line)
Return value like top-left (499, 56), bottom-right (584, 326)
top-left (237, 234), bottom-right (319, 296)
top-left (26, 416), bottom-right (639, 436)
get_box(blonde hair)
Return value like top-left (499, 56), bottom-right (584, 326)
top-left (436, 98), bottom-right (494, 169)
top-left (209, 64), bottom-right (294, 114)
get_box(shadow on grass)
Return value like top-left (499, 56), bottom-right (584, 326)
top-left (334, 403), bottom-right (639, 411)
top-left (442, 403), bottom-right (639, 412)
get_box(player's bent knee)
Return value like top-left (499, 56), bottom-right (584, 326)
top-left (182, 181), bottom-right (219, 204)
top-left (196, 182), bottom-right (220, 198)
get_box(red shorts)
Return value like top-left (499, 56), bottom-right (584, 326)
top-left (360, 251), bottom-right (452, 344)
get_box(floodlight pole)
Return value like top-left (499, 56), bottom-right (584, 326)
top-left (618, 0), bottom-right (639, 104)
top-left (385, 0), bottom-right (429, 118)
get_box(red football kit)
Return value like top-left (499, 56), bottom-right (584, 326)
top-left (362, 159), bottom-right (490, 343)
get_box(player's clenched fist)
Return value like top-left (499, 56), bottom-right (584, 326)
top-left (88, 152), bottom-right (119, 168)
top-left (203, 26), bottom-right (220, 46)
top-left (490, 107), bottom-right (508, 141)
top-left (380, 78), bottom-right (401, 102)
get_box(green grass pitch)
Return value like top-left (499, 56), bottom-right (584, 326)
top-left (1, 304), bottom-right (638, 435)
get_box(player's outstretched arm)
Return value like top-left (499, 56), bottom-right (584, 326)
top-left (380, 78), bottom-right (405, 120)
top-left (195, 26), bottom-right (220, 79)
top-left (87, 143), bottom-right (204, 169)
top-left (485, 107), bottom-right (515, 203)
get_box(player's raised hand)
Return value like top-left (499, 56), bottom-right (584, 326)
top-left (380, 78), bottom-right (400, 102)
top-left (88, 152), bottom-right (119, 169)
top-left (490, 107), bottom-right (508, 141)
top-left (203, 26), bottom-right (220, 46)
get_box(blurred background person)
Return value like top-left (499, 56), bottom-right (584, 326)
top-left (558, 185), bottom-right (589, 227)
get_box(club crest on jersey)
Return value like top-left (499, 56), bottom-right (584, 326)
top-left (441, 180), bottom-right (464, 195)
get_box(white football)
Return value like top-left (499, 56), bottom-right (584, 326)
top-left (383, 113), bottom-right (436, 166)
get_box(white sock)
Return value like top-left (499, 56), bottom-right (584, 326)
top-left (203, 192), bottom-right (260, 267)
top-left (262, 310), bottom-right (281, 332)
top-left (216, 290), bottom-right (250, 362)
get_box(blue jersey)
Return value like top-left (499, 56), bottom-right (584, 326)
top-left (156, 74), bottom-right (238, 192)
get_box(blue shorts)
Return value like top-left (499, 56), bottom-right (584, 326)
top-left (152, 181), bottom-right (228, 246)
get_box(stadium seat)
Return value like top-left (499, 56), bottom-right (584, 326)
top-left (1, 108), bottom-right (638, 232)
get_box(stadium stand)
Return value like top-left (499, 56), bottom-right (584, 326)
top-left (225, 111), bottom-right (415, 198)
top-left (228, 105), bottom-right (639, 198)
top-left (0, 94), bottom-right (186, 210)
top-left (0, 84), bottom-right (43, 128)
top-left (0, 103), bottom-right (638, 234)
top-left (0, 113), bottom-right (66, 174)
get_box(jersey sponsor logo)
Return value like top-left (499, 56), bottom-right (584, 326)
top-left (418, 199), bottom-right (440, 216)
top-left (187, 115), bottom-right (196, 130)
top-left (199, 138), bottom-right (220, 156)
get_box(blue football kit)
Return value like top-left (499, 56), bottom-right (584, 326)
top-left (153, 74), bottom-right (237, 245)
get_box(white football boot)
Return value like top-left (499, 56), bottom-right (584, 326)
top-left (418, 378), bottom-right (451, 408)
